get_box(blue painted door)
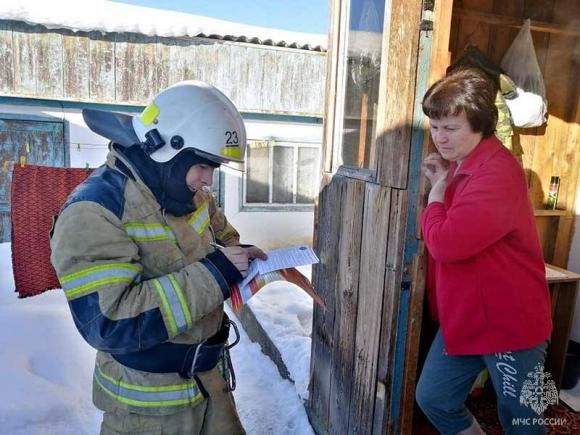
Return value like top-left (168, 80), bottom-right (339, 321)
top-left (0, 117), bottom-right (65, 242)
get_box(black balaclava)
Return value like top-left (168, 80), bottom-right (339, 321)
top-left (115, 144), bottom-right (219, 217)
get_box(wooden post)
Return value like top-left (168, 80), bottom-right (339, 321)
top-left (357, 93), bottom-right (369, 167)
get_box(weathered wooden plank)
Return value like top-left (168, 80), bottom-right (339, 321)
top-left (553, 215), bottom-right (575, 267)
top-left (165, 37), bottom-right (197, 84)
top-left (115, 33), bottom-right (158, 103)
top-left (399, 252), bottom-right (427, 434)
top-left (63, 30), bottom-right (90, 100)
top-left (0, 212), bottom-right (10, 244)
top-left (154, 36), bottom-right (171, 96)
top-left (0, 20), bottom-right (14, 93)
top-left (521, 0), bottom-right (554, 206)
top-left (307, 173), bottom-right (345, 435)
top-left (89, 32), bottom-right (115, 102)
top-left (553, 72), bottom-right (580, 267)
top-left (454, 6), bottom-right (580, 37)
top-left (35, 28), bottom-right (63, 98)
top-left (184, 38), bottom-right (233, 100)
top-left (328, 177), bottom-right (365, 434)
top-left (549, 0), bottom-right (580, 214)
top-left (398, 7), bottom-right (436, 429)
top-left (1, 20), bottom-right (327, 115)
top-left (488, 0), bottom-right (525, 64)
top-left (376, 0), bottom-right (423, 188)
top-left (529, 18), bottom-right (570, 214)
top-left (373, 189), bottom-right (408, 434)
top-left (300, 52), bottom-right (327, 117)
top-left (260, 49), bottom-right (285, 114)
top-left (230, 44), bottom-right (265, 111)
top-left (455, 0), bottom-right (494, 54)
top-left (279, 51), bottom-right (325, 116)
top-left (321, 0), bottom-right (341, 173)
top-left (347, 184), bottom-right (391, 434)
top-left (428, 0), bottom-right (455, 82)
top-left (12, 21), bottom-right (37, 96)
top-left (226, 44), bottom-right (249, 108)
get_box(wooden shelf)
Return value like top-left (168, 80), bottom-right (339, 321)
top-left (453, 7), bottom-right (580, 37)
top-left (534, 209), bottom-right (567, 217)
top-left (545, 263), bottom-right (580, 283)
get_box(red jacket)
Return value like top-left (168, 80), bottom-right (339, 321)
top-left (421, 136), bottom-right (552, 355)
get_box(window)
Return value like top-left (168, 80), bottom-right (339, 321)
top-left (244, 139), bottom-right (320, 209)
top-left (338, 0), bottom-right (385, 170)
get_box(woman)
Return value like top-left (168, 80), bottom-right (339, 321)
top-left (416, 68), bottom-right (552, 434)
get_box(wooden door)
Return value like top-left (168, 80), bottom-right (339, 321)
top-left (0, 116), bottom-right (65, 241)
top-left (307, 0), bottom-right (431, 433)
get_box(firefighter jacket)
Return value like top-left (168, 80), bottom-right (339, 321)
top-left (50, 147), bottom-right (240, 416)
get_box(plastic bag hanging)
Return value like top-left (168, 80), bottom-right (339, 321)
top-left (501, 19), bottom-right (546, 98)
top-left (500, 19), bottom-right (547, 127)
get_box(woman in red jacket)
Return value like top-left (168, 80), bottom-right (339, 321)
top-left (415, 68), bottom-right (552, 435)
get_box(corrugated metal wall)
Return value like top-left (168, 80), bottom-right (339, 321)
top-left (0, 19), bottom-right (326, 116)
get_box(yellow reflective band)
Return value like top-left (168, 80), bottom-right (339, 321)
top-left (95, 368), bottom-right (203, 408)
top-left (65, 277), bottom-right (136, 300)
top-left (140, 101), bottom-right (160, 126)
top-left (188, 202), bottom-right (210, 234)
top-left (152, 279), bottom-right (179, 337)
top-left (60, 263), bottom-right (142, 283)
top-left (221, 146), bottom-right (241, 159)
top-left (60, 263), bottom-right (142, 300)
top-left (124, 222), bottom-right (176, 242)
top-left (98, 368), bottom-right (196, 392)
top-left (168, 274), bottom-right (193, 329)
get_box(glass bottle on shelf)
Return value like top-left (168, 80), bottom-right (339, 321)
top-left (546, 176), bottom-right (560, 210)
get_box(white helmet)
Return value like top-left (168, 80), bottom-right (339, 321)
top-left (83, 81), bottom-right (246, 165)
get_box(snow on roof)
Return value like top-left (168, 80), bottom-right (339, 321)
top-left (0, 0), bottom-right (327, 51)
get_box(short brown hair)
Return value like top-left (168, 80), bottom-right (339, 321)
top-left (422, 68), bottom-right (498, 137)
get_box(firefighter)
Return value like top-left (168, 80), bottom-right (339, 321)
top-left (50, 81), bottom-right (266, 434)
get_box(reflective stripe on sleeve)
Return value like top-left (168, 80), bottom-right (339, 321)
top-left (151, 274), bottom-right (192, 337)
top-left (187, 202), bottom-right (210, 234)
top-left (94, 366), bottom-right (203, 408)
top-left (124, 223), bottom-right (176, 242)
top-left (60, 263), bottom-right (142, 300)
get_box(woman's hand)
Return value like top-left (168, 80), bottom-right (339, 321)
top-left (422, 153), bottom-right (448, 204)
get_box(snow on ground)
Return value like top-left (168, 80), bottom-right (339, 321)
top-left (247, 266), bottom-right (313, 400)
top-left (227, 305), bottom-right (314, 435)
top-left (0, 242), bottom-right (313, 435)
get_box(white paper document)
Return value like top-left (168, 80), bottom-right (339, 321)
top-left (256, 245), bottom-right (319, 274)
top-left (238, 245), bottom-right (319, 291)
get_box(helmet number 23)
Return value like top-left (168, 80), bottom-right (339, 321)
top-left (225, 131), bottom-right (239, 145)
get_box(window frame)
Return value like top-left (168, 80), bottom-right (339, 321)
top-left (241, 138), bottom-right (320, 212)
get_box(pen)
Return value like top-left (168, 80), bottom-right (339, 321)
top-left (210, 241), bottom-right (225, 249)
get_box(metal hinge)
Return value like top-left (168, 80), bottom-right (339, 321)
top-left (400, 280), bottom-right (411, 292)
top-left (421, 20), bottom-right (434, 32)
top-left (424, 0), bottom-right (435, 12)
